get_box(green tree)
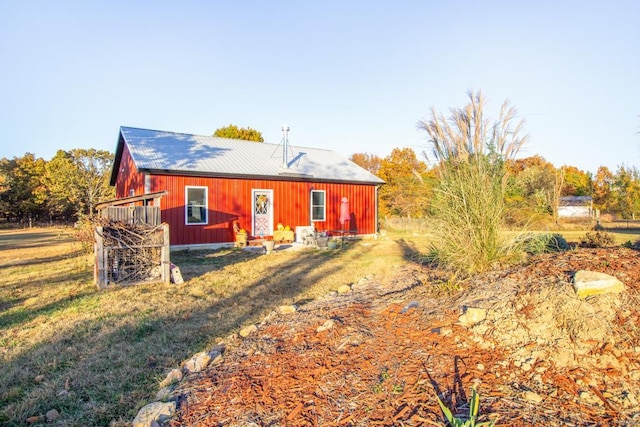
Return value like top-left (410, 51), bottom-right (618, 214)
top-left (69, 149), bottom-right (114, 217)
top-left (612, 165), bottom-right (640, 219)
top-left (40, 150), bottom-right (82, 220)
top-left (377, 148), bottom-right (430, 218)
top-left (417, 90), bottom-right (529, 273)
top-left (0, 154), bottom-right (46, 223)
top-left (515, 158), bottom-right (556, 214)
top-left (561, 165), bottom-right (592, 196)
top-left (41, 149), bottom-right (114, 219)
top-left (214, 124), bottom-right (264, 142)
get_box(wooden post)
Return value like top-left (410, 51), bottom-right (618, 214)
top-left (94, 226), bottom-right (107, 289)
top-left (161, 223), bottom-right (171, 283)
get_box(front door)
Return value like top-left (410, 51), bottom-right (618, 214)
top-left (252, 189), bottom-right (273, 238)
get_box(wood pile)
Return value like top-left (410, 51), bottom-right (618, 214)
top-left (94, 220), bottom-right (170, 288)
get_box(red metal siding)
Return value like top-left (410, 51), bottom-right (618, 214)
top-left (143, 174), bottom-right (379, 246)
top-left (114, 145), bottom-right (145, 198)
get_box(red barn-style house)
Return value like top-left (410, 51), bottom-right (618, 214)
top-left (109, 127), bottom-right (384, 249)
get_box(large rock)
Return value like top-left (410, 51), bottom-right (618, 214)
top-left (183, 351), bottom-right (211, 373)
top-left (458, 307), bottom-right (487, 326)
top-left (159, 368), bottom-right (182, 388)
top-left (132, 401), bottom-right (176, 427)
top-left (240, 324), bottom-right (258, 338)
top-left (573, 270), bottom-right (625, 298)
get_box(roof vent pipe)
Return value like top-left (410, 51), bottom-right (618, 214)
top-left (282, 126), bottom-right (290, 168)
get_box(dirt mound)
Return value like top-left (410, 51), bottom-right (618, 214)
top-left (170, 248), bottom-right (640, 426)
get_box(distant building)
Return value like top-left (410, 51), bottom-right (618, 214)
top-left (558, 196), bottom-right (592, 218)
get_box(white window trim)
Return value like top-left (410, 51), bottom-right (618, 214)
top-left (310, 190), bottom-right (326, 222)
top-left (185, 186), bottom-right (208, 225)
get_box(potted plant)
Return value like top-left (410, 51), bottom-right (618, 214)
top-left (263, 239), bottom-right (275, 254)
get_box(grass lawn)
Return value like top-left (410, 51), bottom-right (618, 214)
top-left (0, 228), bottom-right (428, 426)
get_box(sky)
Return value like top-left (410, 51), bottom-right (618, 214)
top-left (1, 1), bottom-right (638, 175)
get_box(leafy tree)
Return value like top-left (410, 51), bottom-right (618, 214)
top-left (377, 148), bottom-right (430, 217)
top-left (40, 149), bottom-right (114, 220)
top-left (0, 154), bottom-right (46, 223)
top-left (417, 90), bottom-right (529, 273)
top-left (69, 149), bottom-right (115, 217)
top-left (592, 166), bottom-right (614, 212)
top-left (40, 150), bottom-right (82, 220)
top-left (214, 124), bottom-right (264, 142)
top-left (612, 165), bottom-right (640, 219)
top-left (561, 165), bottom-right (592, 196)
top-left (350, 152), bottom-right (382, 175)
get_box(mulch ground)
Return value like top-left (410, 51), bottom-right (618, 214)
top-left (170, 248), bottom-right (640, 427)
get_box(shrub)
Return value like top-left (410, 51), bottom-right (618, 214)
top-left (418, 90), bottom-right (528, 274)
top-left (517, 233), bottom-right (570, 254)
top-left (622, 239), bottom-right (640, 250)
top-left (579, 231), bottom-right (615, 248)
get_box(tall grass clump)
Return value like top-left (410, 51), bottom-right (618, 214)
top-left (418, 90), bottom-right (529, 274)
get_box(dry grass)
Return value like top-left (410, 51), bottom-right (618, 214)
top-left (1, 225), bottom-right (636, 426)
top-left (0, 228), bottom-right (428, 426)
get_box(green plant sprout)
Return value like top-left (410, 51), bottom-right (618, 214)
top-left (435, 386), bottom-right (497, 427)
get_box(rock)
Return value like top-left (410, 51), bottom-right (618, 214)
top-left (523, 391), bottom-right (543, 403)
top-left (317, 319), bottom-right (335, 333)
top-left (278, 305), bottom-right (297, 314)
top-left (431, 327), bottom-right (453, 336)
top-left (132, 401), bottom-right (176, 427)
top-left (26, 416), bottom-right (41, 424)
top-left (46, 409), bottom-right (60, 422)
top-left (240, 324), bottom-right (258, 338)
top-left (337, 285), bottom-right (352, 294)
top-left (156, 386), bottom-right (174, 402)
top-left (400, 301), bottom-right (419, 313)
top-left (458, 307), bottom-right (487, 326)
top-left (159, 368), bottom-right (183, 388)
top-left (208, 344), bottom-right (225, 364)
top-left (578, 390), bottom-right (600, 405)
top-left (573, 270), bottom-right (625, 298)
top-left (184, 351), bottom-right (211, 373)
top-left (170, 264), bottom-right (184, 284)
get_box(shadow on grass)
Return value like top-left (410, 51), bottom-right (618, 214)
top-left (0, 249), bottom-right (87, 269)
top-left (0, 231), bottom-right (73, 250)
top-left (394, 238), bottom-right (432, 267)
top-left (0, 237), bottom-right (367, 425)
top-left (0, 277), bottom-right (94, 329)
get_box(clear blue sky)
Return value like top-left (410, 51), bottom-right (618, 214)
top-left (1, 1), bottom-right (638, 175)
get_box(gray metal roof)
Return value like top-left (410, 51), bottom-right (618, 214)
top-left (117, 127), bottom-right (384, 184)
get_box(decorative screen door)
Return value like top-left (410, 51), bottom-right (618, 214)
top-left (252, 189), bottom-right (273, 238)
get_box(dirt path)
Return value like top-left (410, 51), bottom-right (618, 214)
top-left (170, 247), bottom-right (640, 426)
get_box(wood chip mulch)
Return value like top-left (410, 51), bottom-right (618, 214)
top-left (170, 248), bottom-right (640, 427)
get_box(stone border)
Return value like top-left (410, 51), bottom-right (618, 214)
top-left (131, 278), bottom-right (381, 426)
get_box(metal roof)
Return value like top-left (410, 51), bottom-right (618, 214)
top-left (117, 127), bottom-right (384, 184)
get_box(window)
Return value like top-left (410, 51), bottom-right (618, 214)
top-left (186, 186), bottom-right (207, 225)
top-left (144, 174), bottom-right (151, 194)
top-left (311, 190), bottom-right (325, 222)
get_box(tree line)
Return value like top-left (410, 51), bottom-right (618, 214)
top-left (0, 149), bottom-right (114, 225)
top-left (1, 123), bottom-right (638, 226)
top-left (352, 148), bottom-right (640, 223)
